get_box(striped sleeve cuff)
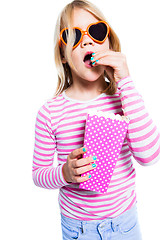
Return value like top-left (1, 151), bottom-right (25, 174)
top-left (116, 76), bottom-right (133, 90)
top-left (59, 163), bottom-right (69, 187)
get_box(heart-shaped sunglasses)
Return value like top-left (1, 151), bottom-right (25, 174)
top-left (59, 21), bottom-right (110, 49)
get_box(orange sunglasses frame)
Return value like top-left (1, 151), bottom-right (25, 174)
top-left (59, 21), bottom-right (110, 49)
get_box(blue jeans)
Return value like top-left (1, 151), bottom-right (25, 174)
top-left (61, 204), bottom-right (142, 240)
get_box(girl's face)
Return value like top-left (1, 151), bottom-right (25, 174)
top-left (64, 8), bottom-right (110, 83)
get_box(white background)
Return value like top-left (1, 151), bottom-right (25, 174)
top-left (1, 0), bottom-right (160, 239)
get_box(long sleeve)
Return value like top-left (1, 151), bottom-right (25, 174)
top-left (117, 76), bottom-right (160, 166)
top-left (32, 103), bottom-right (68, 189)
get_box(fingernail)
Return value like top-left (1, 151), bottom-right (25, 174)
top-left (83, 147), bottom-right (86, 152)
top-left (92, 156), bottom-right (97, 160)
top-left (96, 60), bottom-right (99, 63)
top-left (92, 163), bottom-right (96, 168)
top-left (92, 53), bottom-right (95, 55)
top-left (92, 62), bottom-right (95, 65)
top-left (88, 174), bottom-right (92, 179)
top-left (91, 57), bottom-right (94, 61)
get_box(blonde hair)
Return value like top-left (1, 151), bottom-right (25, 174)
top-left (53, 0), bottom-right (121, 97)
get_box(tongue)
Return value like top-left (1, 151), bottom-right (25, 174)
top-left (84, 59), bottom-right (92, 67)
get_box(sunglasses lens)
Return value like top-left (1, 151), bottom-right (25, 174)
top-left (89, 22), bottom-right (108, 42)
top-left (74, 28), bottom-right (81, 46)
top-left (62, 29), bottom-right (68, 44)
top-left (62, 28), bottom-right (82, 47)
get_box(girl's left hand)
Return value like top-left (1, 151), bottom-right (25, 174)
top-left (91, 50), bottom-right (130, 82)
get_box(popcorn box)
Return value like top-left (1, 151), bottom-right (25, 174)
top-left (79, 110), bottom-right (130, 194)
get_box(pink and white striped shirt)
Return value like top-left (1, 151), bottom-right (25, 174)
top-left (32, 76), bottom-right (160, 220)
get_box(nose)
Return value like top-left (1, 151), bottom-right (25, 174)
top-left (81, 32), bottom-right (94, 48)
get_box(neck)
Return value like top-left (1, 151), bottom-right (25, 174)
top-left (65, 75), bottom-right (108, 101)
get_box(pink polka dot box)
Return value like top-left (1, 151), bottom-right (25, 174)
top-left (79, 110), bottom-right (130, 194)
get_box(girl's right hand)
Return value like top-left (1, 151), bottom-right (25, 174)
top-left (62, 147), bottom-right (97, 183)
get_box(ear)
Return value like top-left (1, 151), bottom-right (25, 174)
top-left (60, 46), bottom-right (67, 64)
top-left (62, 56), bottom-right (67, 64)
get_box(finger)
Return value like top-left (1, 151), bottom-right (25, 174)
top-left (92, 55), bottom-right (121, 68)
top-left (92, 52), bottom-right (121, 63)
top-left (91, 50), bottom-right (120, 62)
top-left (69, 146), bottom-right (87, 160)
top-left (91, 50), bottom-right (124, 67)
top-left (73, 162), bottom-right (97, 175)
top-left (73, 155), bottom-right (97, 168)
top-left (74, 173), bottom-right (92, 183)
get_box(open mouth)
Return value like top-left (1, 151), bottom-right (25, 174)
top-left (83, 52), bottom-right (93, 68)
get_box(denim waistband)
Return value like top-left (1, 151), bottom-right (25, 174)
top-left (61, 204), bottom-right (137, 233)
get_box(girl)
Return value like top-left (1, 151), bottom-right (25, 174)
top-left (32, 0), bottom-right (160, 239)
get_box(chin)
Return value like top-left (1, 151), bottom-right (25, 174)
top-left (83, 71), bottom-right (104, 82)
top-left (72, 66), bottom-right (105, 82)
